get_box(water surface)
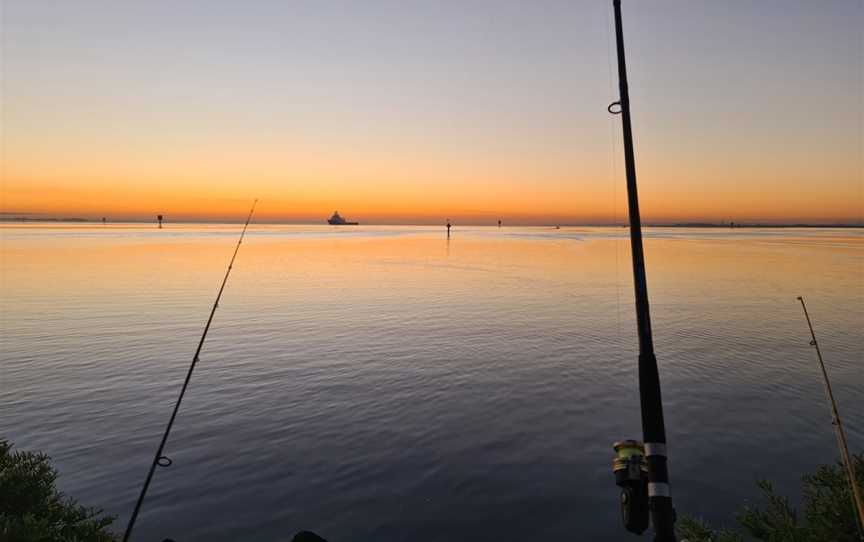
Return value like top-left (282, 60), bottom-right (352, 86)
top-left (1, 224), bottom-right (862, 541)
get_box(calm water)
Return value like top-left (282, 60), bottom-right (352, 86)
top-left (1, 224), bottom-right (862, 541)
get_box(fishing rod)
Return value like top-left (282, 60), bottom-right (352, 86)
top-left (607, 1), bottom-right (677, 540)
top-left (797, 296), bottom-right (864, 538)
top-left (122, 200), bottom-right (258, 542)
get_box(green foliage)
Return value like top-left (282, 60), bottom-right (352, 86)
top-left (680, 453), bottom-right (864, 542)
top-left (678, 515), bottom-right (744, 542)
top-left (735, 480), bottom-right (808, 542)
top-left (0, 441), bottom-right (118, 542)
top-left (800, 456), bottom-right (864, 542)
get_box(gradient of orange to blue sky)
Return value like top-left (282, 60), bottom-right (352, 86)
top-left (1, 1), bottom-right (862, 224)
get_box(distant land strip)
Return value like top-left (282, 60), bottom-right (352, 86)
top-left (1, 216), bottom-right (862, 228)
top-left (0, 217), bottom-right (89, 222)
top-left (652, 222), bottom-right (864, 228)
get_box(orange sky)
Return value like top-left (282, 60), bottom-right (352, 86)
top-left (4, 131), bottom-right (860, 224)
top-left (1, 1), bottom-right (861, 225)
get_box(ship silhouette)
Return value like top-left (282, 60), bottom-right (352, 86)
top-left (327, 211), bottom-right (358, 225)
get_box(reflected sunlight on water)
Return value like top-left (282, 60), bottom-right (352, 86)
top-left (1, 224), bottom-right (862, 541)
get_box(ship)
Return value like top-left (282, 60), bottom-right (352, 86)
top-left (327, 211), bottom-right (359, 225)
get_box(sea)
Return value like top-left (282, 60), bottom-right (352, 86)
top-left (1, 224), bottom-right (862, 541)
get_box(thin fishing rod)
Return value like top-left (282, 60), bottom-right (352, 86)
top-left (797, 296), bottom-right (864, 539)
top-left (608, 1), bottom-right (676, 540)
top-left (122, 200), bottom-right (258, 542)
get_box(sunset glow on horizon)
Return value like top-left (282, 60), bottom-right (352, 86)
top-left (2, 1), bottom-right (862, 225)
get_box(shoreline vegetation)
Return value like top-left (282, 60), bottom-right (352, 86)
top-left (0, 441), bottom-right (117, 541)
top-left (2, 440), bottom-right (861, 541)
top-left (1, 217), bottom-right (862, 228)
top-left (679, 453), bottom-right (864, 542)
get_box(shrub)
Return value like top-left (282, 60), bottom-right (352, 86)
top-left (0, 440), bottom-right (118, 541)
top-left (680, 453), bottom-right (864, 542)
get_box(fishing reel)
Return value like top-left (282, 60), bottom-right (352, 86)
top-left (612, 440), bottom-right (650, 535)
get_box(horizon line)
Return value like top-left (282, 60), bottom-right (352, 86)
top-left (2, 217), bottom-right (862, 228)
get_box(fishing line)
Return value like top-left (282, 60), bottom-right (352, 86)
top-left (858, 3), bottom-right (863, 236)
top-left (122, 199), bottom-right (258, 542)
top-left (604, 0), bottom-right (623, 345)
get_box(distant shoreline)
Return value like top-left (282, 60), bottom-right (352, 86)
top-left (1, 217), bottom-right (861, 228)
top-left (651, 223), bottom-right (864, 229)
top-left (0, 217), bottom-right (89, 223)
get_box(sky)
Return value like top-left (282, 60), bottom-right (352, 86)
top-left (1, 0), bottom-right (862, 224)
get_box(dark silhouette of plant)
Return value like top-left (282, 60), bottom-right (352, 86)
top-left (0, 441), bottom-right (118, 541)
top-left (799, 458), bottom-right (864, 541)
top-left (680, 453), bottom-right (864, 542)
top-left (678, 516), bottom-right (744, 542)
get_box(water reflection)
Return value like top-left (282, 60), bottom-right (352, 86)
top-left (1, 224), bottom-right (861, 541)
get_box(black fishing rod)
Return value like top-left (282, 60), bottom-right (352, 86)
top-left (607, 1), bottom-right (677, 540)
top-left (122, 200), bottom-right (258, 542)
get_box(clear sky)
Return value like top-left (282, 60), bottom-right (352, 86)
top-left (2, 0), bottom-right (862, 224)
